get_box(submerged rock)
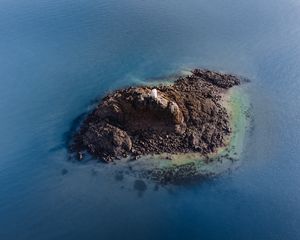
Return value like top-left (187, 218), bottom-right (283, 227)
top-left (71, 69), bottom-right (242, 163)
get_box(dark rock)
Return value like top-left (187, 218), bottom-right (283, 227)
top-left (134, 179), bottom-right (147, 197)
top-left (149, 162), bottom-right (198, 184)
top-left (61, 168), bottom-right (68, 175)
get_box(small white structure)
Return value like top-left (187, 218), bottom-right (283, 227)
top-left (169, 101), bottom-right (176, 113)
top-left (151, 88), bottom-right (158, 99)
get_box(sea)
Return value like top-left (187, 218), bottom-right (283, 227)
top-left (0, 0), bottom-right (300, 239)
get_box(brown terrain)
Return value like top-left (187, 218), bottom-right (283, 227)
top-left (71, 69), bottom-right (241, 162)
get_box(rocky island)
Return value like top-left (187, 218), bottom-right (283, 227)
top-left (71, 69), bottom-right (249, 182)
top-left (70, 69), bottom-right (251, 182)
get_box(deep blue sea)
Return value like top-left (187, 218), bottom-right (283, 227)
top-left (1, 0), bottom-right (300, 239)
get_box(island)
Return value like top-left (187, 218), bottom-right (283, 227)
top-left (70, 69), bottom-right (250, 183)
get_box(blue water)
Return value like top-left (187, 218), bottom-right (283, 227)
top-left (1, 0), bottom-right (300, 239)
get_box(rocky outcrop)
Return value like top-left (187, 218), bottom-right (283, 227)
top-left (71, 69), bottom-right (241, 161)
top-left (81, 123), bottom-right (132, 159)
top-left (192, 69), bottom-right (240, 88)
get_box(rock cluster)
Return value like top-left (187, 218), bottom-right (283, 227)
top-left (71, 69), bottom-right (241, 161)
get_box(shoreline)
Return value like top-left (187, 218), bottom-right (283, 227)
top-left (71, 69), bottom-right (249, 183)
top-left (114, 86), bottom-right (250, 183)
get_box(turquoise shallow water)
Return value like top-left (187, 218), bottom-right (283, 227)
top-left (1, 0), bottom-right (300, 239)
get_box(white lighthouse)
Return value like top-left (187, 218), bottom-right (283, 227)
top-left (151, 88), bottom-right (158, 99)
